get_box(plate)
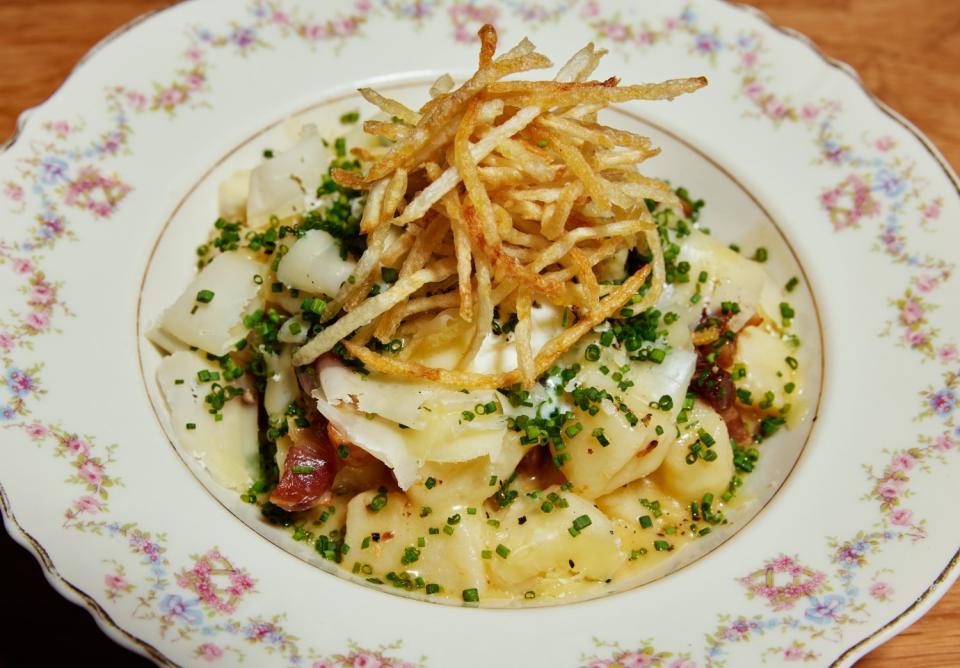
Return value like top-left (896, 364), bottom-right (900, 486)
top-left (2, 1), bottom-right (958, 666)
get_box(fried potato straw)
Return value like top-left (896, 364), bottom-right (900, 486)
top-left (293, 25), bottom-right (706, 388)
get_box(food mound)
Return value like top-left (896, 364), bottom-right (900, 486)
top-left (151, 25), bottom-right (806, 604)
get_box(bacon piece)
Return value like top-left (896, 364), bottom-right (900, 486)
top-left (690, 310), bottom-right (756, 443)
top-left (269, 425), bottom-right (336, 512)
top-left (718, 404), bottom-right (751, 444)
top-left (690, 358), bottom-right (735, 412)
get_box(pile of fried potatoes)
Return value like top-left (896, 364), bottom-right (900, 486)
top-left (292, 24), bottom-right (707, 389)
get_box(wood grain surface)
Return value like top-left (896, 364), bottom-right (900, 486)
top-left (0, 1), bottom-right (957, 666)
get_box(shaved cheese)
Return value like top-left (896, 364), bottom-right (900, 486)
top-left (157, 351), bottom-right (259, 490)
top-left (313, 392), bottom-right (508, 489)
top-left (160, 251), bottom-right (267, 356)
top-left (318, 360), bottom-right (498, 429)
top-left (412, 303), bottom-right (566, 375)
top-left (276, 229), bottom-right (356, 297)
top-left (247, 127), bottom-right (327, 227)
top-left (471, 303), bottom-right (564, 374)
top-left (145, 324), bottom-right (190, 354)
top-left (218, 169), bottom-right (250, 221)
top-left (264, 346), bottom-right (300, 419)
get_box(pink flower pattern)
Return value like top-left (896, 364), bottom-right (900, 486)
top-left (198, 643), bottom-right (224, 661)
top-left (65, 438), bottom-right (90, 457)
top-left (890, 508), bottom-right (913, 526)
top-left (25, 423), bottom-right (48, 439)
top-left (74, 495), bottom-right (103, 514)
top-left (78, 460), bottom-right (105, 486)
top-left (739, 555), bottom-right (828, 611)
top-left (25, 312), bottom-right (48, 331)
top-left (869, 581), bottom-right (894, 601)
top-left (176, 549), bottom-right (256, 615)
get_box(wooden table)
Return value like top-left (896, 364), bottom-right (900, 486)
top-left (0, 1), bottom-right (957, 666)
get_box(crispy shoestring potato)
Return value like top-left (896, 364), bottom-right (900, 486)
top-left (293, 25), bottom-right (707, 388)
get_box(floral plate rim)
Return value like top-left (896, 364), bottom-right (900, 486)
top-left (1, 1), bottom-right (958, 666)
top-left (0, 8), bottom-right (185, 664)
top-left (713, 9), bottom-right (960, 666)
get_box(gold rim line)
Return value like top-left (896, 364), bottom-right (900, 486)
top-left (0, 482), bottom-right (179, 667)
top-left (0, 0), bottom-right (954, 663)
top-left (135, 78), bottom-right (825, 609)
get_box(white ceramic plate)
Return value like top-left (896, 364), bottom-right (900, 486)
top-left (2, 1), bottom-right (957, 666)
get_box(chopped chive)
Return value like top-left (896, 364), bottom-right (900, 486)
top-left (195, 289), bottom-right (215, 303)
top-left (367, 488), bottom-right (388, 513)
